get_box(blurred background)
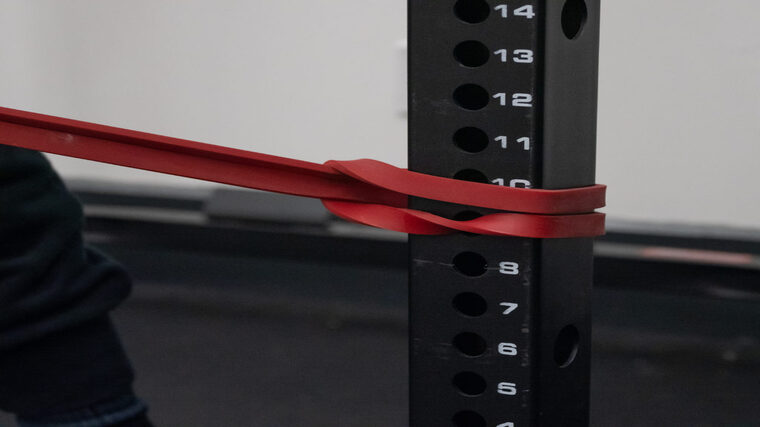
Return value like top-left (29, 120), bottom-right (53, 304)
top-left (1, 1), bottom-right (759, 426)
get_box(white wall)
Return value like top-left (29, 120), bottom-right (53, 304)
top-left (597, 1), bottom-right (760, 230)
top-left (1, 1), bottom-right (758, 228)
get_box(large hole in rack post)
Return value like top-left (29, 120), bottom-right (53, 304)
top-left (452, 372), bottom-right (487, 396)
top-left (453, 0), bottom-right (491, 24)
top-left (452, 410), bottom-right (487, 427)
top-left (453, 84), bottom-right (490, 110)
top-left (561, 0), bottom-right (588, 39)
top-left (452, 293), bottom-right (488, 317)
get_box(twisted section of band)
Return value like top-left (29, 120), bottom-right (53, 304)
top-left (0, 106), bottom-right (605, 238)
top-left (321, 160), bottom-right (605, 238)
top-left (322, 200), bottom-right (605, 238)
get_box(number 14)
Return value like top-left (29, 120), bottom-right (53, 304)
top-left (494, 4), bottom-right (536, 19)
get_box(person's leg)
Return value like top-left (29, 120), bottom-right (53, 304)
top-left (0, 146), bottom-right (152, 426)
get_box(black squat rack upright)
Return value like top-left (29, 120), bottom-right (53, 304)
top-left (408, 0), bottom-right (600, 426)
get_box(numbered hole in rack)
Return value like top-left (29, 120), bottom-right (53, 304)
top-left (452, 410), bottom-right (487, 427)
top-left (452, 372), bottom-right (487, 396)
top-left (562, 0), bottom-right (588, 39)
top-left (453, 127), bottom-right (489, 153)
top-left (452, 293), bottom-right (488, 317)
top-left (453, 169), bottom-right (488, 183)
top-left (454, 41), bottom-right (490, 67)
top-left (453, 84), bottom-right (490, 110)
top-left (454, 0), bottom-right (490, 24)
top-left (453, 252), bottom-right (487, 277)
top-left (453, 332), bottom-right (487, 357)
top-left (554, 324), bottom-right (580, 367)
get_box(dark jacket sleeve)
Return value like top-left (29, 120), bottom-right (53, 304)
top-left (0, 146), bottom-right (135, 418)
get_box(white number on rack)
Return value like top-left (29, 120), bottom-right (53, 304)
top-left (497, 137), bottom-right (531, 150)
top-left (500, 302), bottom-right (519, 315)
top-left (494, 93), bottom-right (533, 107)
top-left (513, 49), bottom-right (534, 63)
top-left (495, 4), bottom-right (535, 19)
top-left (494, 49), bottom-right (534, 64)
top-left (494, 4), bottom-right (509, 18)
top-left (498, 342), bottom-right (518, 356)
top-left (493, 93), bottom-right (508, 106)
top-left (497, 423), bottom-right (515, 427)
top-left (498, 382), bottom-right (518, 395)
top-left (499, 261), bottom-right (519, 275)
top-left (512, 93), bottom-right (533, 108)
top-left (510, 179), bottom-right (532, 188)
top-left (491, 178), bottom-right (505, 186)
top-left (513, 5), bottom-right (536, 19)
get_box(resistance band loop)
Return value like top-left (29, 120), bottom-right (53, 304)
top-left (0, 107), bottom-right (605, 238)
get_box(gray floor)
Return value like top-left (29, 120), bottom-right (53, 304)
top-left (117, 302), bottom-right (407, 427)
top-left (119, 291), bottom-right (760, 427)
top-left (2, 277), bottom-right (759, 426)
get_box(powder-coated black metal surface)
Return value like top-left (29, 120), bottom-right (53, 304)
top-left (408, 0), bottom-right (599, 424)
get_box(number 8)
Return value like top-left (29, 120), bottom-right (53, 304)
top-left (499, 262), bottom-right (519, 275)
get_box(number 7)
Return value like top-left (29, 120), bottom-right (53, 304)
top-left (500, 302), bottom-right (518, 315)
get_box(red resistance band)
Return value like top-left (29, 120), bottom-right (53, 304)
top-left (0, 107), bottom-right (606, 238)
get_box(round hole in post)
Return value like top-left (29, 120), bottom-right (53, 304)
top-left (454, 41), bottom-right (491, 67)
top-left (453, 332), bottom-right (487, 357)
top-left (453, 169), bottom-right (489, 183)
top-left (453, 252), bottom-right (487, 277)
top-left (452, 410), bottom-right (487, 427)
top-left (452, 372), bottom-right (487, 396)
top-left (452, 293), bottom-right (488, 317)
top-left (454, 0), bottom-right (491, 24)
top-left (453, 127), bottom-right (489, 153)
top-left (453, 84), bottom-right (490, 110)
top-left (561, 0), bottom-right (587, 39)
top-left (554, 324), bottom-right (580, 367)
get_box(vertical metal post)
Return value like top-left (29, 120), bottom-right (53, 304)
top-left (408, 0), bottom-right (599, 426)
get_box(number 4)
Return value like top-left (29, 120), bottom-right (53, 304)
top-left (514, 5), bottom-right (536, 19)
